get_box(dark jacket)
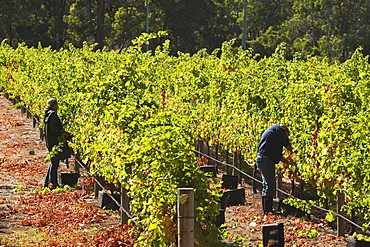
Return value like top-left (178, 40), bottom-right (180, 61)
top-left (44, 107), bottom-right (62, 152)
top-left (257, 125), bottom-right (290, 164)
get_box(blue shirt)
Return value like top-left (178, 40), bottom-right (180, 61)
top-left (257, 125), bottom-right (290, 164)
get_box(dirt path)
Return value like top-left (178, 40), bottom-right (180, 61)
top-left (0, 95), bottom-right (49, 234)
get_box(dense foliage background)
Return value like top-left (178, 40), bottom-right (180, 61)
top-left (1, 0), bottom-right (370, 60)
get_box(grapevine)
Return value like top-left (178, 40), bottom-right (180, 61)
top-left (2, 35), bottom-right (370, 242)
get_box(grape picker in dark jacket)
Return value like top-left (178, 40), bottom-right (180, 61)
top-left (256, 124), bottom-right (294, 215)
top-left (43, 98), bottom-right (70, 188)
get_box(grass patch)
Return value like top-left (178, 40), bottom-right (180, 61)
top-left (0, 227), bottom-right (102, 246)
top-left (0, 228), bottom-right (48, 246)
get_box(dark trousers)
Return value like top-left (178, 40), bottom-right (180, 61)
top-left (44, 157), bottom-right (60, 187)
top-left (256, 156), bottom-right (276, 197)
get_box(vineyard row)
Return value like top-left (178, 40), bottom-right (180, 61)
top-left (1, 36), bottom-right (370, 242)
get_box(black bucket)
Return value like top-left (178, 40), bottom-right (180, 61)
top-left (224, 188), bottom-right (245, 206)
top-left (59, 172), bottom-right (79, 186)
top-left (199, 165), bottom-right (217, 177)
top-left (222, 174), bottom-right (238, 189)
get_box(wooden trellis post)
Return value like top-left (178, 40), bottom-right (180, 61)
top-left (196, 140), bottom-right (201, 158)
top-left (252, 160), bottom-right (258, 194)
top-left (233, 151), bottom-right (238, 177)
top-left (94, 176), bottom-right (103, 198)
top-left (337, 192), bottom-right (345, 237)
top-left (226, 150), bottom-right (231, 175)
top-left (238, 152), bottom-right (243, 184)
top-left (215, 144), bottom-right (219, 170)
top-left (74, 152), bottom-right (80, 173)
top-left (177, 188), bottom-right (194, 247)
top-left (120, 185), bottom-right (130, 225)
top-left (276, 173), bottom-right (283, 200)
top-left (199, 140), bottom-right (203, 157)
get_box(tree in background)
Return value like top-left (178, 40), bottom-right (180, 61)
top-left (246, 0), bottom-right (294, 57)
top-left (250, 0), bottom-right (370, 61)
top-left (151, 0), bottom-right (232, 54)
top-left (1, 0), bottom-right (69, 48)
top-left (1, 0), bottom-right (370, 60)
top-left (0, 0), bottom-right (18, 46)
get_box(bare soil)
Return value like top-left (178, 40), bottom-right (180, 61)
top-left (222, 180), bottom-right (347, 246)
top-left (0, 95), bottom-right (348, 246)
top-left (0, 96), bottom-right (48, 234)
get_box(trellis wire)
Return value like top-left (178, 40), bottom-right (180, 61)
top-left (194, 149), bottom-right (370, 234)
top-left (71, 155), bottom-right (136, 225)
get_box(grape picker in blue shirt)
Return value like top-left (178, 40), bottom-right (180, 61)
top-left (256, 124), bottom-right (294, 215)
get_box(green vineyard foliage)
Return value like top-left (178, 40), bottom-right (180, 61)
top-left (2, 35), bottom-right (370, 241)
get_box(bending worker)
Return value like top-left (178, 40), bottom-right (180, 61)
top-left (256, 124), bottom-right (293, 215)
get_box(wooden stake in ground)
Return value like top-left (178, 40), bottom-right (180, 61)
top-left (337, 192), bottom-right (345, 237)
top-left (121, 185), bottom-right (130, 225)
top-left (177, 188), bottom-right (194, 247)
top-left (276, 173), bottom-right (283, 200)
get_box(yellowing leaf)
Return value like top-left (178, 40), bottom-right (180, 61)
top-left (148, 223), bottom-right (158, 231)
